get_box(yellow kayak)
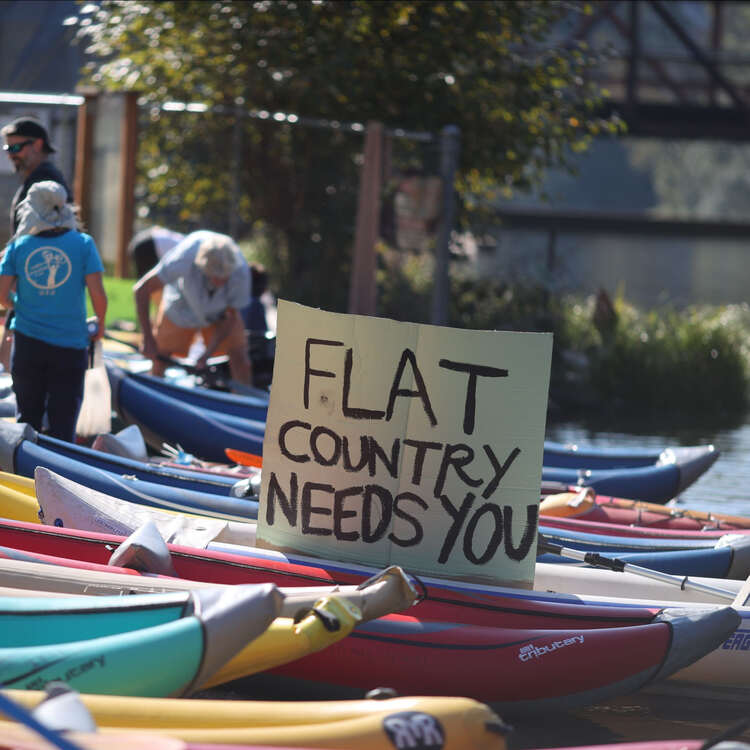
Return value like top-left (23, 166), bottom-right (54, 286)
top-left (0, 471), bottom-right (38, 524)
top-left (202, 594), bottom-right (361, 689)
top-left (2, 690), bottom-right (507, 749)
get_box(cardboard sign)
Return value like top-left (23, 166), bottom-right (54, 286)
top-left (257, 301), bottom-right (553, 587)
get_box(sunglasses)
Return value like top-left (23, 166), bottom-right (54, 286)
top-left (3, 139), bottom-right (35, 154)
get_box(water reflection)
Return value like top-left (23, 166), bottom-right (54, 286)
top-left (547, 411), bottom-right (750, 515)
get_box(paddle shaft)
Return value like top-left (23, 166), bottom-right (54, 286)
top-left (0, 691), bottom-right (85, 750)
top-left (538, 536), bottom-right (739, 602)
top-left (103, 332), bottom-right (258, 394)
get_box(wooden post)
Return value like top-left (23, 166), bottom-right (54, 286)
top-left (73, 88), bottom-right (98, 229)
top-left (430, 125), bottom-right (460, 326)
top-left (116, 91), bottom-right (138, 278)
top-left (348, 121), bottom-right (383, 316)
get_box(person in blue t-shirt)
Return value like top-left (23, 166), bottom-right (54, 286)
top-left (0, 181), bottom-right (107, 442)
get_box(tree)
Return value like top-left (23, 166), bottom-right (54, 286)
top-left (71, 0), bottom-right (619, 311)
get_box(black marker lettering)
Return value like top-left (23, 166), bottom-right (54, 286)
top-left (362, 484), bottom-right (393, 543)
top-left (333, 485), bottom-right (362, 541)
top-left (265, 471), bottom-right (298, 526)
top-left (504, 503), bottom-right (539, 561)
top-left (438, 492), bottom-right (476, 563)
top-left (403, 439), bottom-right (442, 486)
top-left (278, 420), bottom-right (311, 463)
top-left (368, 436), bottom-right (401, 479)
top-left (438, 359), bottom-right (508, 435)
top-left (301, 482), bottom-right (333, 535)
top-left (310, 425), bottom-right (341, 466)
top-left (343, 347), bottom-right (386, 419)
top-left (342, 434), bottom-right (369, 472)
top-left (463, 503), bottom-right (503, 564)
top-left (385, 349), bottom-right (437, 426)
top-left (304, 338), bottom-right (344, 409)
top-left (390, 492), bottom-right (427, 547)
top-left (434, 443), bottom-right (482, 498)
top-left (482, 445), bottom-right (521, 499)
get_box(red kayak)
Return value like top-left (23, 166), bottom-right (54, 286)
top-left (0, 517), bottom-right (663, 629)
top-left (0, 520), bottom-right (737, 712)
top-left (540, 487), bottom-right (750, 532)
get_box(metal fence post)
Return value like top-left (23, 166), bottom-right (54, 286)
top-left (430, 125), bottom-right (460, 326)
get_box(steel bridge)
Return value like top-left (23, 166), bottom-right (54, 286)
top-left (572, 0), bottom-right (750, 140)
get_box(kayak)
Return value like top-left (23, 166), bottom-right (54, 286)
top-left (542, 440), bottom-right (718, 473)
top-left (110, 366), bottom-right (719, 485)
top-left (0, 540), bottom-right (733, 711)
top-left (4, 423), bottom-right (241, 496)
top-left (541, 487), bottom-right (750, 531)
top-left (107, 364), bottom-right (265, 461)
top-left (0, 584), bottom-right (280, 697)
top-left (32, 464), bottom-right (750, 580)
top-left (1, 689), bottom-right (508, 749)
top-left (0, 584), bottom-right (362, 693)
top-left (0, 423), bottom-right (258, 523)
top-left (0, 517), bottom-right (744, 703)
top-left (106, 364), bottom-right (712, 502)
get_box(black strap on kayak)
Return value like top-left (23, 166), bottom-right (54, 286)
top-left (310, 606), bottom-right (341, 632)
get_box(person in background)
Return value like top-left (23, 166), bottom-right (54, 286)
top-left (0, 181), bottom-right (107, 442)
top-left (2, 116), bottom-right (72, 235)
top-left (133, 230), bottom-right (252, 384)
top-left (128, 225), bottom-right (185, 279)
top-left (1, 116), bottom-right (73, 371)
top-left (243, 262), bottom-right (269, 335)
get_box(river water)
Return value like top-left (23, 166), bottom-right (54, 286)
top-left (505, 416), bottom-right (750, 750)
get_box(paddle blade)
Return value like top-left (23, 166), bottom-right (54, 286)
top-left (225, 447), bottom-right (263, 468)
top-left (75, 341), bottom-right (111, 438)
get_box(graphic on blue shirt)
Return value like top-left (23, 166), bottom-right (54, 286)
top-left (25, 246), bottom-right (72, 291)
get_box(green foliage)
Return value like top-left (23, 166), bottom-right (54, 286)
top-left (71, 0), bottom-right (620, 310)
top-left (585, 301), bottom-right (750, 417)
top-left (377, 259), bottom-right (750, 419)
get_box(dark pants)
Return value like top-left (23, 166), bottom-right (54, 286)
top-left (11, 330), bottom-right (87, 442)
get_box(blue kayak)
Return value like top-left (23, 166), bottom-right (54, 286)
top-left (536, 546), bottom-right (744, 578)
top-left (540, 459), bottom-right (714, 504)
top-left (0, 422), bottom-right (259, 522)
top-left (542, 440), bottom-right (718, 472)
top-left (107, 364), bottom-right (265, 463)
top-left (106, 365), bottom-right (717, 503)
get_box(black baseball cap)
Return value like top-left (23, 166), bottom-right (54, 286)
top-left (1, 117), bottom-right (55, 153)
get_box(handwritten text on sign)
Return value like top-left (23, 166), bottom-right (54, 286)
top-left (257, 302), bottom-right (553, 586)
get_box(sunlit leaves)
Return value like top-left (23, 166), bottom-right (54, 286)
top-left (72, 0), bottom-right (616, 307)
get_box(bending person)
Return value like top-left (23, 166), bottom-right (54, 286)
top-left (0, 181), bottom-right (107, 442)
top-left (134, 230), bottom-right (252, 384)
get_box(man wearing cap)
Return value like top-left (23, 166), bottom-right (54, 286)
top-left (134, 230), bottom-right (252, 384)
top-left (0, 117), bottom-right (72, 371)
top-left (1, 116), bottom-right (72, 235)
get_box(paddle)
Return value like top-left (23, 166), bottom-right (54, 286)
top-left (75, 319), bottom-right (112, 438)
top-left (102, 331), bottom-right (264, 397)
top-left (537, 534), bottom-right (741, 603)
top-left (225, 447), bottom-right (263, 468)
top-left (0, 690), bottom-right (85, 750)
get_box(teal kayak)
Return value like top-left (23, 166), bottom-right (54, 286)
top-left (0, 585), bottom-right (281, 648)
top-left (0, 584), bottom-right (280, 697)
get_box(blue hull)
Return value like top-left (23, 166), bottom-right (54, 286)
top-left (108, 365), bottom-right (265, 463)
top-left (0, 425), bottom-right (259, 523)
